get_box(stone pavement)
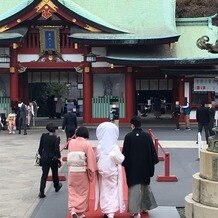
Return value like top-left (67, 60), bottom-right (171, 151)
top-left (0, 123), bottom-right (207, 218)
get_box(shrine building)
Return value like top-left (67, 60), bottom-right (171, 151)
top-left (0, 0), bottom-right (217, 124)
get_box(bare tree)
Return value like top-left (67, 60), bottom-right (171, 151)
top-left (176, 0), bottom-right (217, 18)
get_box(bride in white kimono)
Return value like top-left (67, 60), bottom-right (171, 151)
top-left (95, 122), bottom-right (125, 218)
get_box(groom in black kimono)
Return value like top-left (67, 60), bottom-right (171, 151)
top-left (122, 116), bottom-right (159, 218)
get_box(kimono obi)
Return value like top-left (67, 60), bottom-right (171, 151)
top-left (67, 151), bottom-right (87, 172)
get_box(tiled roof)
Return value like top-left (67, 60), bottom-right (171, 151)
top-left (0, 26), bottom-right (28, 45)
top-left (58, 0), bottom-right (127, 32)
top-left (105, 45), bottom-right (218, 65)
top-left (0, 0), bottom-right (34, 22)
top-left (0, 0), bottom-right (178, 34)
top-left (0, 0), bottom-right (179, 43)
top-left (69, 31), bottom-right (179, 45)
top-left (67, 0), bottom-right (178, 34)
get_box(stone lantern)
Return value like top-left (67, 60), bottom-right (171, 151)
top-left (207, 127), bottom-right (218, 153)
top-left (187, 16), bottom-right (218, 216)
top-left (185, 127), bottom-right (218, 217)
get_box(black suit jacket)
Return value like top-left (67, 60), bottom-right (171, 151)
top-left (196, 106), bottom-right (210, 124)
top-left (122, 127), bottom-right (159, 186)
top-left (62, 112), bottom-right (77, 132)
top-left (38, 133), bottom-right (61, 164)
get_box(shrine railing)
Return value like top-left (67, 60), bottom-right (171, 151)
top-left (92, 96), bottom-right (125, 118)
top-left (0, 97), bottom-right (10, 116)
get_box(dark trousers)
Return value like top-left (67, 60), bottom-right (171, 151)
top-left (175, 115), bottom-right (180, 129)
top-left (198, 123), bottom-right (209, 144)
top-left (66, 130), bottom-right (75, 141)
top-left (40, 161), bottom-right (59, 193)
top-left (18, 116), bottom-right (27, 133)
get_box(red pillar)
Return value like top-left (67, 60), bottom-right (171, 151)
top-left (125, 70), bottom-right (135, 122)
top-left (178, 79), bottom-right (184, 105)
top-left (10, 47), bottom-right (19, 105)
top-left (83, 70), bottom-right (92, 124)
top-left (19, 73), bottom-right (29, 104)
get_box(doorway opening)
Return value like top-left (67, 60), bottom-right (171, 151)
top-left (136, 90), bottom-right (173, 119)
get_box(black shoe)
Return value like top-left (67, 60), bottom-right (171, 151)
top-left (38, 193), bottom-right (46, 198)
top-left (18, 131), bottom-right (21, 134)
top-left (23, 133), bottom-right (27, 135)
top-left (55, 183), bottom-right (62, 192)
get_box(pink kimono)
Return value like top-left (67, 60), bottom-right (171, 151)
top-left (67, 137), bottom-right (97, 216)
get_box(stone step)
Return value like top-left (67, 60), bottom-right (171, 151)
top-left (200, 148), bottom-right (218, 181)
top-left (185, 194), bottom-right (218, 218)
top-left (192, 172), bottom-right (218, 207)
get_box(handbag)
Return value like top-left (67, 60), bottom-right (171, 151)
top-left (35, 152), bottom-right (41, 166)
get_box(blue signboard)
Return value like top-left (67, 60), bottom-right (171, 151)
top-left (44, 30), bottom-right (55, 49)
top-left (39, 27), bottom-right (60, 55)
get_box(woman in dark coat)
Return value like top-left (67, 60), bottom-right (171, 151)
top-left (38, 123), bottom-right (62, 198)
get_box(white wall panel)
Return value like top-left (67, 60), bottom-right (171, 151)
top-left (18, 54), bottom-right (39, 62)
top-left (62, 54), bottom-right (83, 62)
top-left (92, 62), bottom-right (110, 68)
top-left (184, 82), bottom-right (190, 102)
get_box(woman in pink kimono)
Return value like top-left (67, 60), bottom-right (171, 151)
top-left (67, 126), bottom-right (97, 218)
top-left (95, 122), bottom-right (125, 218)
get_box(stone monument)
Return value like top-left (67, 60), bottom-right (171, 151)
top-left (185, 127), bottom-right (218, 217)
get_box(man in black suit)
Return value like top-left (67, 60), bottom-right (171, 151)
top-left (62, 109), bottom-right (77, 142)
top-left (196, 101), bottom-right (210, 144)
top-left (17, 101), bottom-right (27, 135)
top-left (38, 122), bottom-right (62, 198)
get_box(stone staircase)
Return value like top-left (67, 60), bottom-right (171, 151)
top-left (34, 117), bottom-right (83, 128)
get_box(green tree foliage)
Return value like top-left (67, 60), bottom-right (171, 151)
top-left (29, 83), bottom-right (68, 116)
top-left (176, 0), bottom-right (217, 18)
top-left (47, 83), bottom-right (68, 97)
top-left (29, 83), bottom-right (50, 116)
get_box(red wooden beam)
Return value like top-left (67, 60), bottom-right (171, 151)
top-left (21, 61), bottom-right (82, 69)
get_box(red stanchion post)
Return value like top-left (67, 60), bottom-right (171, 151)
top-left (155, 138), bottom-right (164, 161)
top-left (156, 152), bottom-right (178, 182)
top-left (149, 129), bottom-right (163, 161)
top-left (154, 138), bottom-right (158, 153)
top-left (165, 153), bottom-right (170, 177)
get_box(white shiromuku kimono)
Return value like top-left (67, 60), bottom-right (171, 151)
top-left (95, 122), bottom-right (125, 218)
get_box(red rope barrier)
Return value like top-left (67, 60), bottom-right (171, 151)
top-left (154, 138), bottom-right (165, 161)
top-left (148, 129), bottom-right (178, 182)
top-left (149, 129), bottom-right (164, 161)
